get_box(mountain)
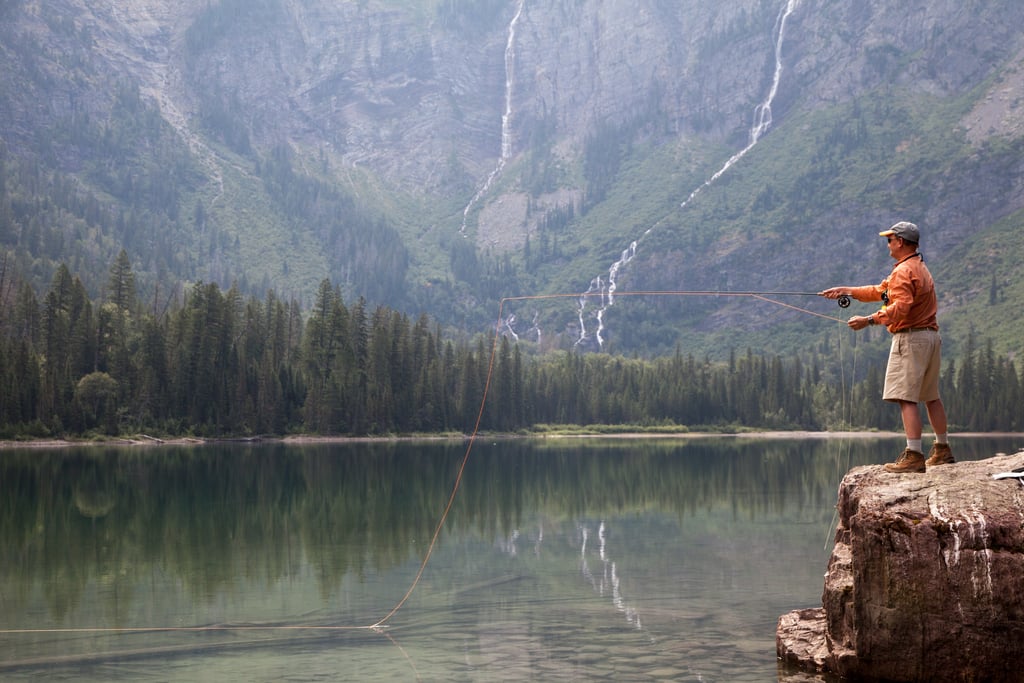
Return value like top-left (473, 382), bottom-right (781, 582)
top-left (2, 0), bottom-right (1023, 359)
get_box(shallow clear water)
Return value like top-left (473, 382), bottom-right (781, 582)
top-left (1, 435), bottom-right (1021, 681)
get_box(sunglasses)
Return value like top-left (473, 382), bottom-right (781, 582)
top-left (887, 236), bottom-right (901, 243)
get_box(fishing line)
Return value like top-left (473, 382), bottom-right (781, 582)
top-left (823, 325), bottom-right (859, 551)
top-left (503, 289), bottom-right (851, 323)
top-left (0, 287), bottom-right (854, 646)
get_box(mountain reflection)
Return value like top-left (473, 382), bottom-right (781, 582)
top-left (4, 437), bottom-right (1019, 680)
top-left (0, 438), bottom-right (870, 620)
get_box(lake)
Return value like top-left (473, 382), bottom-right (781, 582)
top-left (1, 435), bottom-right (1021, 681)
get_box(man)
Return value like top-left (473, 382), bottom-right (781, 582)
top-left (819, 221), bottom-right (953, 473)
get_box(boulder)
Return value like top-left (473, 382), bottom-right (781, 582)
top-left (778, 451), bottom-right (1024, 682)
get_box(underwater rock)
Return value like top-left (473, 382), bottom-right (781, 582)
top-left (778, 450), bottom-right (1024, 682)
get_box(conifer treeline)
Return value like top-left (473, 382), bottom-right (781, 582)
top-left (1, 256), bottom-right (1021, 438)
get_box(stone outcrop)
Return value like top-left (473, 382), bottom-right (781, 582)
top-left (778, 451), bottom-right (1024, 682)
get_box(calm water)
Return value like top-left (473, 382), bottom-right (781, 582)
top-left (1, 435), bottom-right (1021, 681)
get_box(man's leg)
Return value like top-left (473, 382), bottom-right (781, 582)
top-left (925, 398), bottom-right (947, 436)
top-left (925, 397), bottom-right (954, 465)
top-left (885, 400), bottom-right (926, 472)
top-left (900, 399), bottom-right (922, 443)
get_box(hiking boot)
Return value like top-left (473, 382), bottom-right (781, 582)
top-left (884, 448), bottom-right (926, 473)
top-left (926, 443), bottom-right (955, 467)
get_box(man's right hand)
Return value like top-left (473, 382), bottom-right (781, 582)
top-left (819, 287), bottom-right (850, 300)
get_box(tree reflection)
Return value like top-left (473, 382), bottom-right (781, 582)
top-left (0, 437), bottom-right (920, 622)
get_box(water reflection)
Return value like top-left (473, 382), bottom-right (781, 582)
top-left (580, 521), bottom-right (642, 630)
top-left (1, 436), bottom-right (1020, 680)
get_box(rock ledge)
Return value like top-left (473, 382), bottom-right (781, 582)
top-left (778, 451), bottom-right (1024, 682)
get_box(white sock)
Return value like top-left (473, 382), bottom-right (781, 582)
top-left (935, 433), bottom-right (948, 445)
top-left (907, 439), bottom-right (922, 453)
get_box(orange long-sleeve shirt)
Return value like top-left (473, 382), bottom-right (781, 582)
top-left (850, 253), bottom-right (938, 333)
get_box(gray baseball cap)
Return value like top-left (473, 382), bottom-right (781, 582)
top-left (879, 221), bottom-right (920, 243)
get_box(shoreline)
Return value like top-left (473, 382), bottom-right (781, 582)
top-left (2, 431), bottom-right (1022, 450)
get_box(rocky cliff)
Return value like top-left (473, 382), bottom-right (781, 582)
top-left (777, 451), bottom-right (1024, 682)
top-left (39, 0), bottom-right (779, 191)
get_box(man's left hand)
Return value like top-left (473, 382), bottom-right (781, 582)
top-left (847, 315), bottom-right (872, 330)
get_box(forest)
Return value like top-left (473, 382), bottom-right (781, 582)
top-left (1, 254), bottom-right (1021, 440)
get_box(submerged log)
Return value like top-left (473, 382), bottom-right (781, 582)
top-left (778, 451), bottom-right (1024, 682)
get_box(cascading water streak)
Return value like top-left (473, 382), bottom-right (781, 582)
top-left (500, 0), bottom-right (525, 161)
top-left (575, 0), bottom-right (803, 349)
top-left (459, 0), bottom-right (526, 237)
top-left (679, 0), bottom-right (799, 210)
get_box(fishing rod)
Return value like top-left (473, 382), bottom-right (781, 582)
top-left (735, 291), bottom-right (852, 308)
top-left (513, 290), bottom-right (853, 308)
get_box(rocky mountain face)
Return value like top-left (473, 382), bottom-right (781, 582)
top-left (45, 0), bottom-right (776, 191)
top-left (3, 0), bottom-right (1024, 353)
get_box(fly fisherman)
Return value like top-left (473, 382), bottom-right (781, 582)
top-left (819, 221), bottom-right (954, 473)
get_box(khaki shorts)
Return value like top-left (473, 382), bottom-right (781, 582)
top-left (882, 328), bottom-right (942, 403)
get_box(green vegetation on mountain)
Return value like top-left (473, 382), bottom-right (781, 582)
top-left (2, 0), bottom-right (1024, 397)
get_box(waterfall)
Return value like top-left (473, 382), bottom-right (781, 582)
top-left (575, 241), bottom-right (636, 348)
top-left (500, 0), bottom-right (525, 161)
top-left (459, 0), bottom-right (526, 236)
top-left (679, 0), bottom-right (800, 210)
top-left (501, 313), bottom-right (520, 341)
top-left (576, 0), bottom-right (802, 349)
